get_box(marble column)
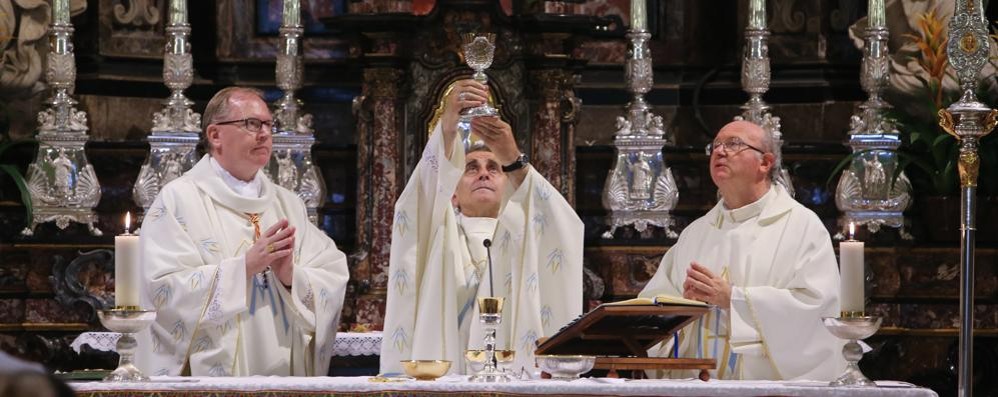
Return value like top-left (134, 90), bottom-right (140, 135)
top-left (353, 67), bottom-right (406, 329)
top-left (528, 69), bottom-right (578, 204)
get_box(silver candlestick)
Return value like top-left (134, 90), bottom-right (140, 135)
top-left (266, 0), bottom-right (325, 225)
top-left (938, 1), bottom-right (996, 396)
top-left (735, 1), bottom-right (794, 197)
top-left (97, 308), bottom-right (157, 382)
top-left (133, 0), bottom-right (201, 215)
top-left (834, 7), bottom-right (912, 240)
top-left (22, 11), bottom-right (102, 236)
top-left (469, 297), bottom-right (512, 382)
top-left (601, 27), bottom-right (678, 239)
top-left (822, 316), bottom-right (881, 387)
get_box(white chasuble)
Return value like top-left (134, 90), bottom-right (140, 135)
top-left (640, 185), bottom-right (847, 381)
top-left (380, 126), bottom-right (584, 375)
top-left (135, 156), bottom-right (350, 377)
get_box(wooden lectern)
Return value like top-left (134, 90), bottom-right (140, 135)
top-left (534, 304), bottom-right (716, 380)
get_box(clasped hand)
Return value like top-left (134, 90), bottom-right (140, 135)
top-left (682, 262), bottom-right (731, 309)
top-left (246, 219), bottom-right (296, 287)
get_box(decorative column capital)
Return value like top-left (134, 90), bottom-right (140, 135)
top-left (363, 68), bottom-right (405, 98)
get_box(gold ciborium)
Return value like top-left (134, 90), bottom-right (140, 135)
top-left (400, 360), bottom-right (451, 381)
top-left (469, 297), bottom-right (512, 382)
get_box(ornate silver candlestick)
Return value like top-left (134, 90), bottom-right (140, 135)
top-left (601, 27), bottom-right (678, 239)
top-left (735, 0), bottom-right (794, 197)
top-left (938, 1), bottom-right (996, 396)
top-left (97, 308), bottom-right (157, 382)
top-left (469, 297), bottom-right (511, 382)
top-left (822, 316), bottom-right (881, 387)
top-left (22, 6), bottom-right (102, 236)
top-left (834, 5), bottom-right (912, 240)
top-left (266, 0), bottom-right (324, 225)
top-left (133, 0), bottom-right (201, 214)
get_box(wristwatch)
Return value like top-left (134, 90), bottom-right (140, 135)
top-left (502, 153), bottom-right (530, 173)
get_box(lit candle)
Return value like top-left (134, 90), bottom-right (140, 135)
top-left (169, 0), bottom-right (188, 25)
top-left (839, 223), bottom-right (865, 316)
top-left (748, 0), bottom-right (766, 30)
top-left (630, 0), bottom-right (646, 32)
top-left (115, 212), bottom-right (141, 308)
top-left (53, 0), bottom-right (70, 24)
top-left (868, 0), bottom-right (885, 28)
top-left (283, 0), bottom-right (301, 27)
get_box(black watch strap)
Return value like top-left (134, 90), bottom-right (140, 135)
top-left (501, 153), bottom-right (529, 173)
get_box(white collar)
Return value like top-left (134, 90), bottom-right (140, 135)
top-left (209, 156), bottom-right (262, 198)
top-left (717, 185), bottom-right (775, 225)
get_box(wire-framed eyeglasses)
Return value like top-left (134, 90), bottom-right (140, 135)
top-left (214, 118), bottom-right (275, 136)
top-left (705, 138), bottom-right (766, 156)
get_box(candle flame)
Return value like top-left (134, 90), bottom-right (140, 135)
top-left (848, 222), bottom-right (855, 240)
top-left (125, 212), bottom-right (132, 234)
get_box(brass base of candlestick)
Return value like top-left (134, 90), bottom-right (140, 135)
top-left (840, 311), bottom-right (866, 318)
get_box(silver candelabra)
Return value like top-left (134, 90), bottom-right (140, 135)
top-left (22, 13), bottom-right (102, 236)
top-left (735, 3), bottom-right (794, 198)
top-left (939, 1), bottom-right (996, 396)
top-left (133, 0), bottom-right (201, 215)
top-left (834, 17), bottom-right (912, 240)
top-left (266, 0), bottom-right (325, 225)
top-left (601, 27), bottom-right (678, 239)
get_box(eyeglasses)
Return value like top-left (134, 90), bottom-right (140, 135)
top-left (214, 118), bottom-right (274, 136)
top-left (705, 138), bottom-right (766, 156)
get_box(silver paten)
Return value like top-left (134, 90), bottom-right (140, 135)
top-left (834, 23), bottom-right (913, 239)
top-left (133, 6), bottom-right (201, 214)
top-left (265, 3), bottom-right (325, 225)
top-left (22, 21), bottom-right (102, 236)
top-left (735, 21), bottom-right (794, 197)
top-left (602, 29), bottom-right (678, 239)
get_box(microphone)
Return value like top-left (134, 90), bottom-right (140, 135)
top-left (483, 239), bottom-right (494, 297)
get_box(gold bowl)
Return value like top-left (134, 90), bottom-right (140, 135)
top-left (400, 360), bottom-right (451, 381)
top-left (465, 349), bottom-right (515, 373)
top-left (535, 355), bottom-right (595, 380)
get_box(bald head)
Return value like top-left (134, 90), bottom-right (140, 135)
top-left (709, 120), bottom-right (777, 207)
top-left (718, 120), bottom-right (774, 153)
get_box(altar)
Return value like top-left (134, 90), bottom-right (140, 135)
top-left (70, 376), bottom-right (938, 397)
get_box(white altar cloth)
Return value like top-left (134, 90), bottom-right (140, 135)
top-left (71, 375), bottom-right (937, 397)
top-left (71, 331), bottom-right (383, 357)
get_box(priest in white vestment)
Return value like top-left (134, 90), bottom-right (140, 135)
top-left (135, 87), bottom-right (350, 376)
top-left (380, 79), bottom-right (584, 375)
top-left (641, 120), bottom-right (846, 380)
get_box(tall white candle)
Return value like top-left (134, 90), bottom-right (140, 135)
top-left (283, 0), bottom-right (301, 27)
top-left (115, 212), bottom-right (141, 308)
top-left (630, 0), bottom-right (647, 32)
top-left (53, 0), bottom-right (70, 24)
top-left (839, 223), bottom-right (865, 315)
top-left (868, 0), bottom-right (885, 28)
top-left (748, 0), bottom-right (766, 30)
top-left (169, 0), bottom-right (188, 25)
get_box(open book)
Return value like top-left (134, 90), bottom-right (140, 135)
top-left (605, 294), bottom-right (707, 307)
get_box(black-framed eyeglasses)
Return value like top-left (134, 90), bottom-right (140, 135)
top-left (214, 118), bottom-right (274, 135)
top-left (705, 138), bottom-right (766, 156)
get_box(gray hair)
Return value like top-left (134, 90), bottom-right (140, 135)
top-left (201, 87), bottom-right (266, 153)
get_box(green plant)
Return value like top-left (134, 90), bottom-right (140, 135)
top-left (0, 103), bottom-right (34, 225)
